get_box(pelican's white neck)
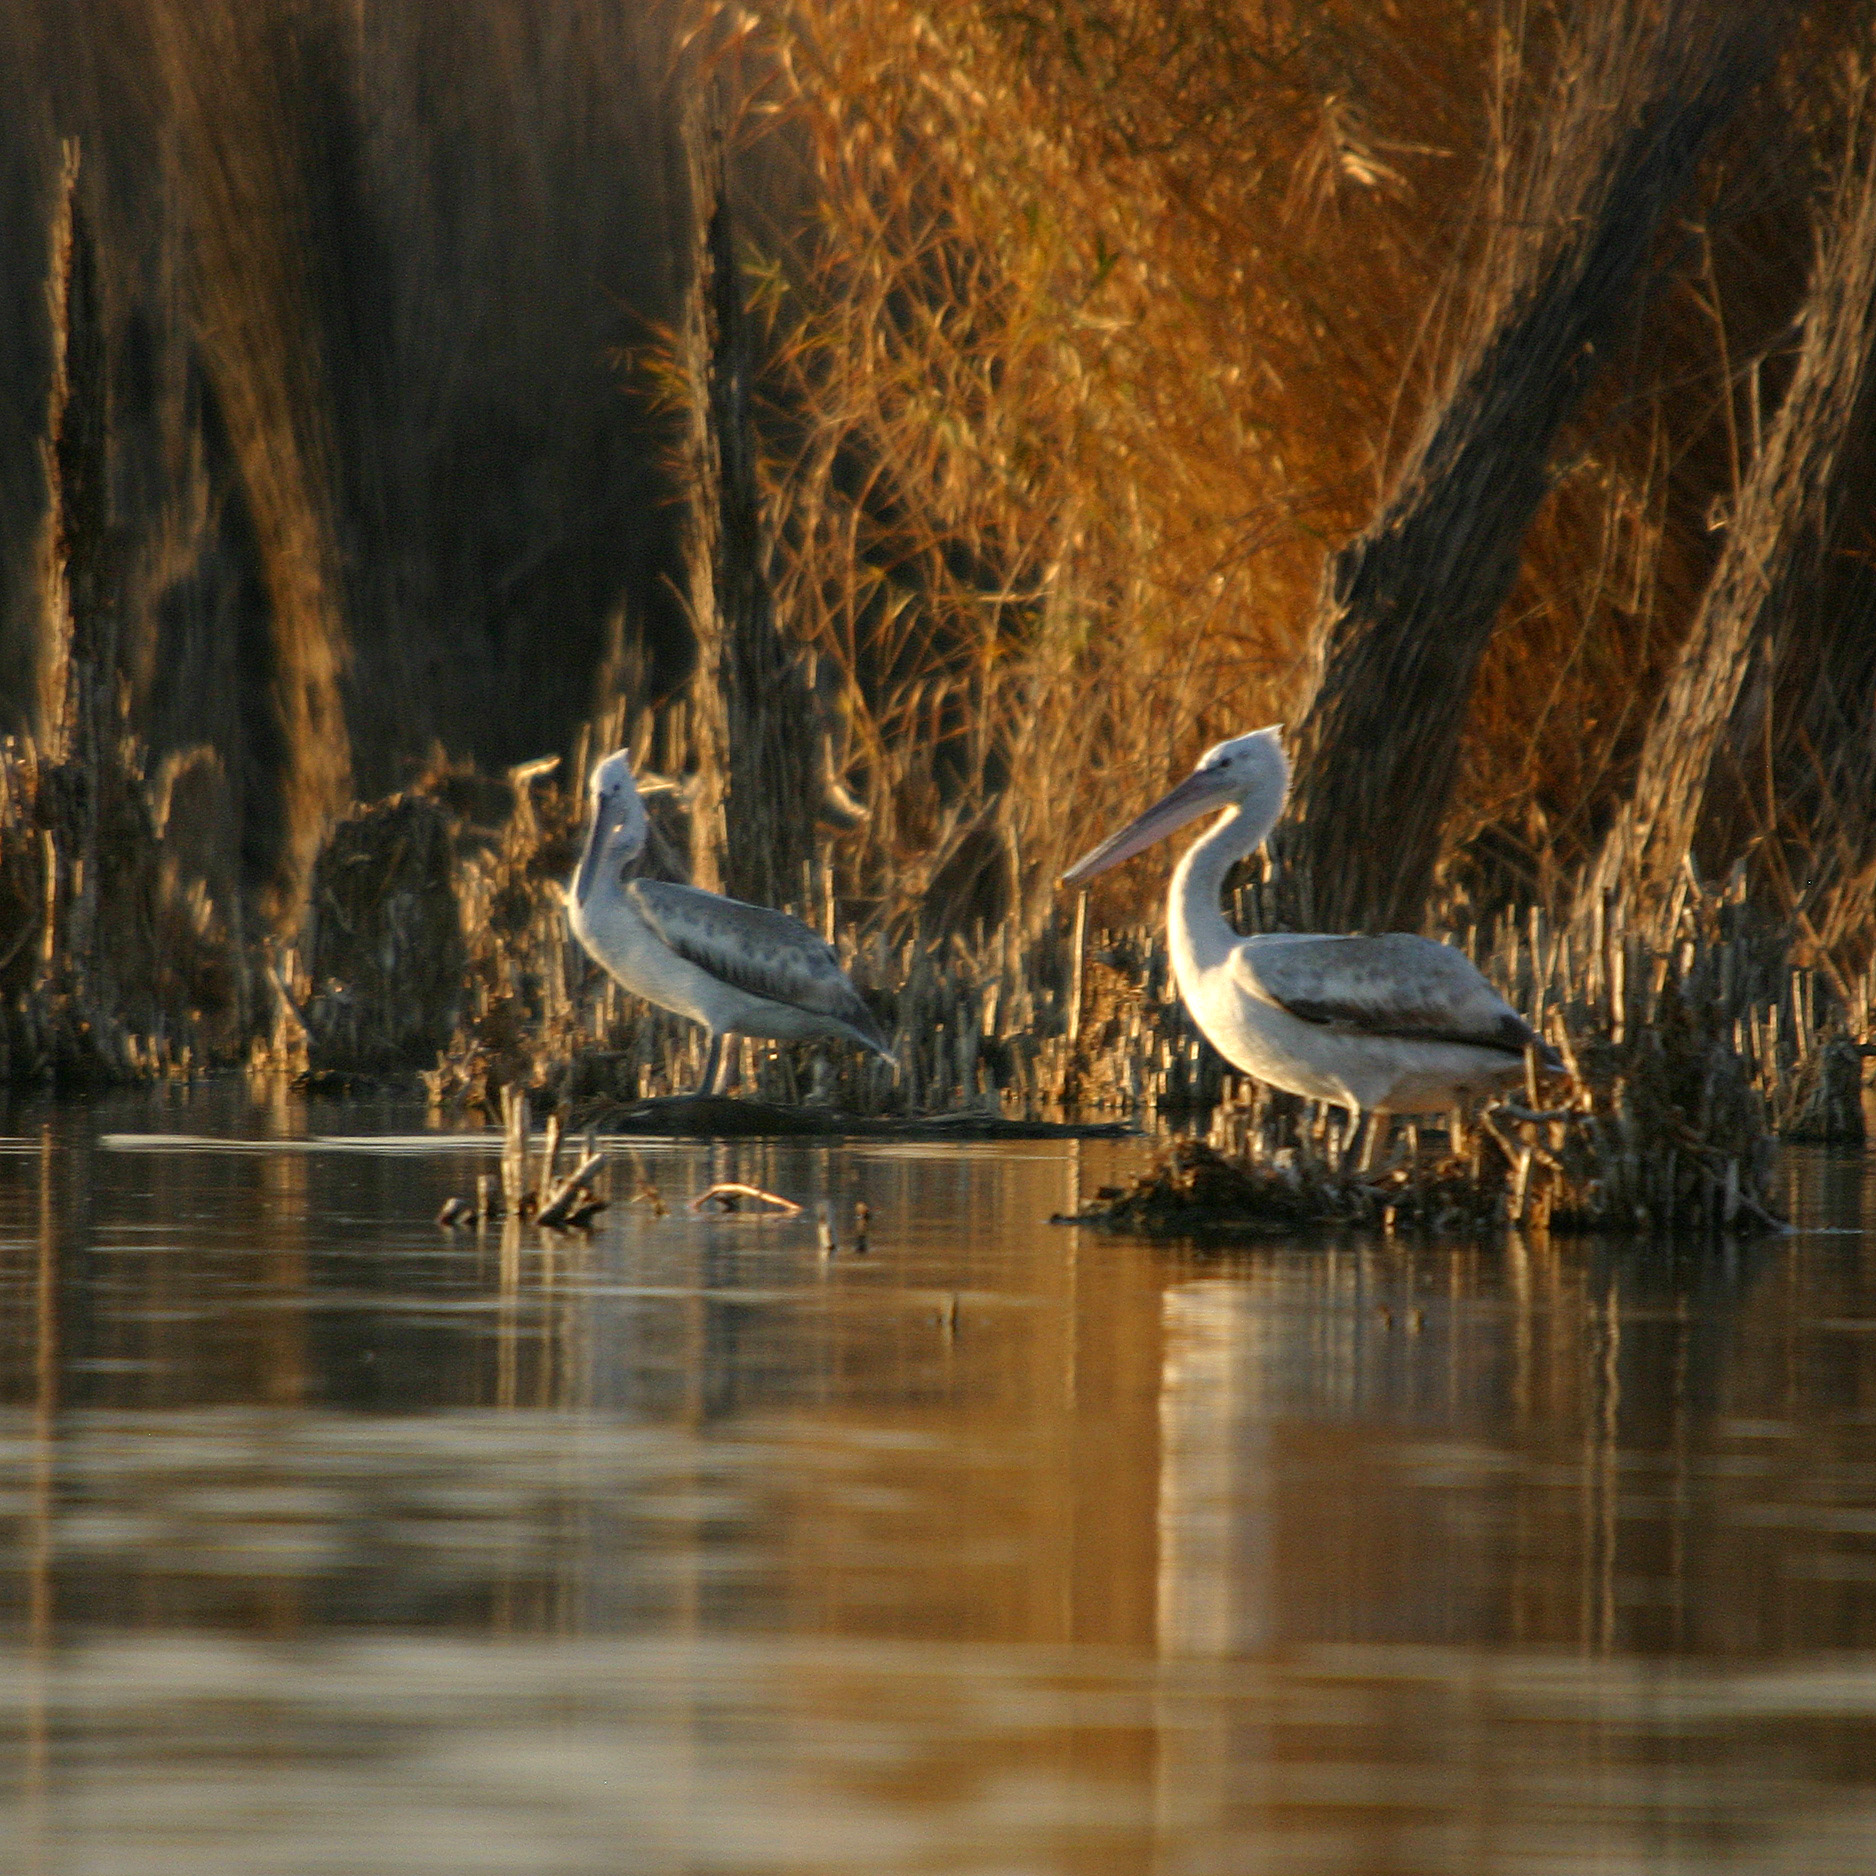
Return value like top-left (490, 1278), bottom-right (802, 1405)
top-left (572, 764), bottom-right (649, 911)
top-left (588, 826), bottom-right (635, 902)
top-left (1168, 782), bottom-right (1281, 979)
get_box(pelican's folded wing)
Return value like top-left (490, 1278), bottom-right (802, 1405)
top-left (627, 880), bottom-right (890, 1050)
top-left (1230, 933), bottom-right (1557, 1063)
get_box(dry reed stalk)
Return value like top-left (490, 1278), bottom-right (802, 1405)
top-left (500, 1085), bottom-right (530, 1216)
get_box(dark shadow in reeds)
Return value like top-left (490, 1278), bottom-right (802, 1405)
top-left (0, 0), bottom-right (699, 922)
top-left (0, 148), bottom-right (241, 1082)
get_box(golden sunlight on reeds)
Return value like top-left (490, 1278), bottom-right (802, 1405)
top-left (722, 0), bottom-right (1493, 931)
top-left (0, 0), bottom-right (1871, 1232)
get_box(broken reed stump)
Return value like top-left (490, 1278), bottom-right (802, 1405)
top-left (689, 1181), bottom-right (802, 1214)
top-left (1778, 1033), bottom-right (1869, 1143)
top-left (438, 1092), bottom-right (607, 1230)
top-left (815, 1199), bottom-right (871, 1255)
top-left (537, 1152), bottom-right (605, 1228)
top-left (500, 1085), bottom-right (529, 1215)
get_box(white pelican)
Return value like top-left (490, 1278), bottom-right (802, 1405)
top-left (1061, 726), bottom-right (1560, 1161)
top-left (569, 750), bottom-right (894, 1095)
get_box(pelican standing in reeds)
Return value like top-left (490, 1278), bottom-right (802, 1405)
top-left (1061, 726), bottom-right (1560, 1164)
top-left (569, 750), bottom-right (894, 1096)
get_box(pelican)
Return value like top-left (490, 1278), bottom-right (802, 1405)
top-left (569, 750), bottom-right (894, 1096)
top-left (1061, 726), bottom-right (1560, 1163)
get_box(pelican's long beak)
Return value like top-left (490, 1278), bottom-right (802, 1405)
top-left (1060, 767), bottom-right (1236, 889)
top-left (573, 791), bottom-right (630, 903)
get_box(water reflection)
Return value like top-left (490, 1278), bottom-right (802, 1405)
top-left (0, 1097), bottom-right (1873, 1872)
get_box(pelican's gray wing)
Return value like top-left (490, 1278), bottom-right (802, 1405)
top-left (627, 880), bottom-right (891, 1053)
top-left (1232, 933), bottom-right (1559, 1063)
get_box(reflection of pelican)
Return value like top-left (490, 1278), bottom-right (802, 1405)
top-left (1062, 726), bottom-right (1559, 1159)
top-left (569, 750), bottom-right (894, 1096)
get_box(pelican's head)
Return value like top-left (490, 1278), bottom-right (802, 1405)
top-left (573, 748), bottom-right (649, 903)
top-left (1060, 725), bottom-right (1288, 888)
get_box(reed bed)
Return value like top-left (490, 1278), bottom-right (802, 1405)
top-left (383, 758), bottom-right (1852, 1237)
top-left (695, 0), bottom-right (1848, 946)
top-left (0, 731), bottom-right (240, 1086)
top-left (0, 683), bottom-right (1853, 1242)
top-left (1, 1), bottom-right (1872, 1252)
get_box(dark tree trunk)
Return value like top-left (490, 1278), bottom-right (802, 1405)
top-left (1276, 0), bottom-right (1780, 935)
top-left (1579, 119), bottom-right (1876, 951)
top-left (674, 95), bottom-right (818, 911)
top-left (36, 142), bottom-right (114, 981)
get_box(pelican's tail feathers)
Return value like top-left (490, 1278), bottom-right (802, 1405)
top-left (847, 1004), bottom-right (897, 1065)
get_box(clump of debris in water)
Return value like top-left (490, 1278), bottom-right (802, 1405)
top-left (1057, 1134), bottom-right (1513, 1239)
top-left (1062, 986), bottom-right (1791, 1240)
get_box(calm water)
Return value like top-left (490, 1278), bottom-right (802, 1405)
top-left (2, 1091), bottom-right (1875, 1874)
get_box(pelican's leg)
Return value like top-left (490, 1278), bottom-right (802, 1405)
top-left (1336, 1107), bottom-right (1365, 1175)
top-left (697, 1033), bottom-right (725, 1098)
top-left (1357, 1110), bottom-right (1389, 1175)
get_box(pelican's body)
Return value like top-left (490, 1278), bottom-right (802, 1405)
top-left (1063, 727), bottom-right (1558, 1151)
top-left (569, 751), bottom-right (893, 1095)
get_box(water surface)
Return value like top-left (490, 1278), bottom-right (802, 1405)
top-left (2, 1091), bottom-right (1875, 1873)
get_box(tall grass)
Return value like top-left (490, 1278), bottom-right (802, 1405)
top-left (0, 0), bottom-right (1849, 944)
top-left (713, 0), bottom-right (1483, 937)
top-left (692, 0), bottom-right (1848, 950)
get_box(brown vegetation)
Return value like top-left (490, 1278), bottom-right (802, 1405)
top-left (1582, 92), bottom-right (1876, 953)
top-left (1, 0), bottom-right (694, 884)
top-left (0, 2), bottom-right (1871, 1233)
top-left (1282, 0), bottom-right (1783, 932)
